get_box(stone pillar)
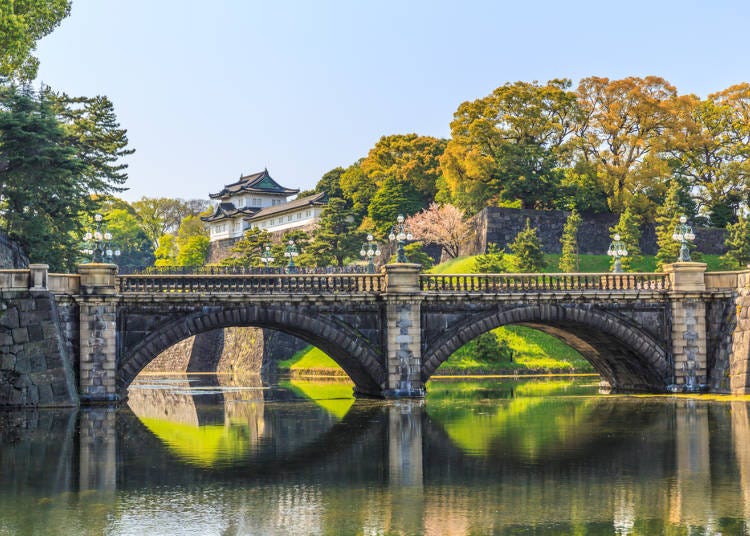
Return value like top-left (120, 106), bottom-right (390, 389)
top-left (77, 264), bottom-right (119, 403)
top-left (664, 262), bottom-right (708, 391)
top-left (383, 264), bottom-right (424, 397)
top-left (28, 263), bottom-right (48, 291)
top-left (730, 270), bottom-right (750, 394)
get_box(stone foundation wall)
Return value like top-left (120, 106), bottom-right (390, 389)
top-left (142, 327), bottom-right (304, 375)
top-left (0, 291), bottom-right (78, 406)
top-left (706, 297), bottom-right (737, 392)
top-left (731, 279), bottom-right (750, 393)
top-left (471, 207), bottom-right (727, 256)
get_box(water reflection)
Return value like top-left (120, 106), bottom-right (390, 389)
top-left (1, 377), bottom-right (750, 534)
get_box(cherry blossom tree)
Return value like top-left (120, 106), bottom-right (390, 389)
top-left (406, 203), bottom-right (473, 259)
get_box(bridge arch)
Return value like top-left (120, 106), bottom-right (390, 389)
top-left (118, 304), bottom-right (386, 397)
top-left (422, 304), bottom-right (671, 391)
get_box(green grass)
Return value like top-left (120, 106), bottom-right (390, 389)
top-left (278, 346), bottom-right (343, 373)
top-left (431, 253), bottom-right (726, 274)
top-left (279, 324), bottom-right (591, 376)
top-left (435, 325), bottom-right (591, 374)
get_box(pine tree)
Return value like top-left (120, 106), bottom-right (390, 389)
top-left (509, 219), bottom-right (547, 272)
top-left (609, 207), bottom-right (642, 272)
top-left (559, 209), bottom-right (582, 272)
top-left (222, 227), bottom-right (273, 267)
top-left (722, 215), bottom-right (750, 269)
top-left (0, 85), bottom-right (87, 271)
top-left (474, 243), bottom-right (507, 273)
top-left (655, 180), bottom-right (696, 268)
top-left (305, 198), bottom-right (362, 267)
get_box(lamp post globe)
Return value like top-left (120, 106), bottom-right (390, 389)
top-left (672, 215), bottom-right (695, 262)
top-left (388, 214), bottom-right (413, 263)
top-left (607, 233), bottom-right (628, 273)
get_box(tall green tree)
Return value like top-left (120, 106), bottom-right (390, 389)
top-left (339, 162), bottom-right (376, 221)
top-left (509, 219), bottom-right (547, 272)
top-left (153, 234), bottom-right (178, 266)
top-left (609, 208), bottom-right (642, 272)
top-left (305, 198), bottom-right (361, 267)
top-left (666, 86), bottom-right (750, 228)
top-left (313, 167), bottom-right (345, 198)
top-left (576, 76), bottom-right (679, 217)
top-left (0, 0), bottom-right (71, 80)
top-left (0, 85), bottom-right (87, 270)
top-left (104, 205), bottom-right (154, 269)
top-left (45, 90), bottom-right (134, 195)
top-left (366, 177), bottom-right (423, 237)
top-left (131, 197), bottom-right (193, 249)
top-left (174, 215), bottom-right (209, 267)
top-left (559, 209), bottom-right (582, 272)
top-left (721, 215), bottom-right (750, 269)
top-left (655, 180), bottom-right (696, 268)
top-left (361, 133), bottom-right (446, 202)
top-left (441, 79), bottom-right (579, 213)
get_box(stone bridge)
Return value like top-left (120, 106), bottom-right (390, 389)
top-left (1, 261), bottom-right (749, 405)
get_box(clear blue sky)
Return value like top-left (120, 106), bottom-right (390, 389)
top-left (34, 0), bottom-right (750, 202)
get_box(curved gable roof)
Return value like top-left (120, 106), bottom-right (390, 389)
top-left (209, 169), bottom-right (299, 199)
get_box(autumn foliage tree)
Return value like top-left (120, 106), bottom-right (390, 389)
top-left (406, 203), bottom-right (472, 260)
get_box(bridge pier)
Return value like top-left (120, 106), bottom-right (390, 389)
top-left (382, 265), bottom-right (425, 398)
top-left (77, 264), bottom-right (120, 404)
top-left (665, 263), bottom-right (708, 392)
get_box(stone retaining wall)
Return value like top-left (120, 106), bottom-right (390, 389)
top-left (0, 291), bottom-right (78, 406)
top-left (142, 327), bottom-right (304, 375)
top-left (471, 207), bottom-right (727, 256)
top-left (731, 277), bottom-right (750, 393)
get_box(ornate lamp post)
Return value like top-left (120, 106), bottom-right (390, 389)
top-left (672, 215), bottom-right (696, 262)
top-left (388, 214), bottom-right (413, 263)
top-left (607, 233), bottom-right (628, 273)
top-left (82, 214), bottom-right (120, 264)
top-left (284, 239), bottom-right (299, 273)
top-left (260, 244), bottom-right (274, 270)
top-left (360, 234), bottom-right (381, 273)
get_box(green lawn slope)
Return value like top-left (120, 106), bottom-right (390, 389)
top-left (430, 253), bottom-right (725, 274)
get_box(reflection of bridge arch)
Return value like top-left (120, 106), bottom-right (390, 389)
top-left (119, 399), bottom-right (389, 481)
top-left (118, 304), bottom-right (385, 397)
top-left (422, 304), bottom-right (670, 391)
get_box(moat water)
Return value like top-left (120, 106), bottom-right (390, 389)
top-left (1, 375), bottom-right (750, 535)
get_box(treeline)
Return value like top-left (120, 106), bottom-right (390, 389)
top-left (287, 77), bottom-right (750, 269)
top-left (2, 3), bottom-right (749, 270)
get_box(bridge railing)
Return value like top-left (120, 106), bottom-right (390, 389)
top-left (419, 272), bottom-right (671, 292)
top-left (117, 273), bottom-right (386, 294)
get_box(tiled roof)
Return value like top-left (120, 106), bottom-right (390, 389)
top-left (245, 192), bottom-right (327, 221)
top-left (209, 169), bottom-right (299, 199)
top-left (200, 202), bottom-right (259, 222)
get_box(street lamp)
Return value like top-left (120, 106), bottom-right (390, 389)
top-left (388, 214), bottom-right (413, 263)
top-left (360, 234), bottom-right (381, 273)
top-left (672, 215), bottom-right (696, 262)
top-left (82, 213), bottom-right (121, 264)
top-left (260, 244), bottom-right (274, 270)
top-left (284, 239), bottom-right (299, 273)
top-left (607, 233), bottom-right (628, 273)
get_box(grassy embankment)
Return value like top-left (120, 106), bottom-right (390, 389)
top-left (277, 253), bottom-right (725, 377)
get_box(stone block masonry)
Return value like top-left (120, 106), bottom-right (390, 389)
top-left (730, 273), bottom-right (750, 394)
top-left (471, 207), bottom-right (727, 256)
top-left (0, 290), bottom-right (78, 406)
